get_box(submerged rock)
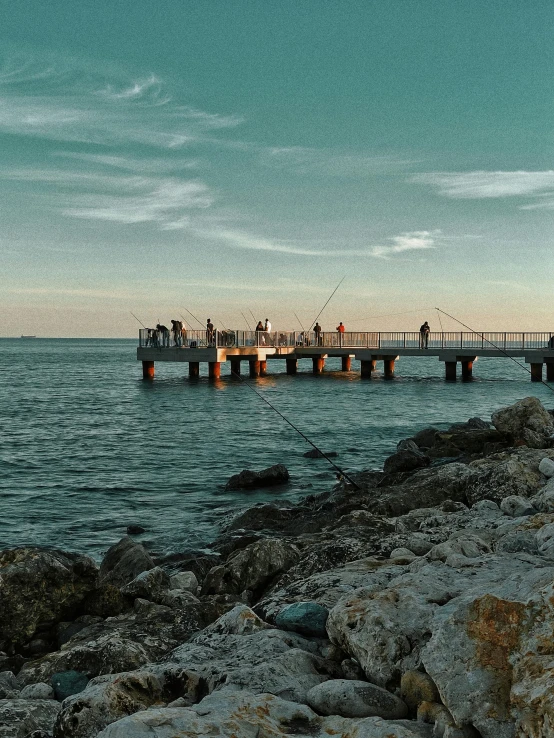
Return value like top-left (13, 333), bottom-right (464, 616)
top-left (304, 449), bottom-right (338, 458)
top-left (226, 464), bottom-right (290, 490)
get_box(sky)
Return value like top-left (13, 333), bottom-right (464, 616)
top-left (1, 1), bottom-right (553, 337)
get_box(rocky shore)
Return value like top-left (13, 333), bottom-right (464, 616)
top-left (2, 396), bottom-right (554, 737)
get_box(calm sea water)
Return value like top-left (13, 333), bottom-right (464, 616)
top-left (1, 338), bottom-right (552, 560)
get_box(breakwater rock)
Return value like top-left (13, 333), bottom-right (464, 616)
top-left (2, 397), bottom-right (554, 737)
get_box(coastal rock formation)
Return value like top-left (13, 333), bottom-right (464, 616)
top-left (225, 463), bottom-right (290, 490)
top-left (5, 396), bottom-right (554, 737)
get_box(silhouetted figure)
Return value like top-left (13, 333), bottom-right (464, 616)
top-left (206, 318), bottom-right (214, 345)
top-left (156, 323), bottom-right (170, 347)
top-left (313, 322), bottom-right (322, 346)
top-left (420, 321), bottom-right (430, 348)
top-left (255, 320), bottom-right (264, 346)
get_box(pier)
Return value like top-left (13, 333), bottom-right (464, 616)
top-left (137, 329), bottom-right (554, 382)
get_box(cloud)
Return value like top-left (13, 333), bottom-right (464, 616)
top-left (370, 230), bottom-right (439, 259)
top-left (412, 171), bottom-right (554, 199)
top-left (0, 53), bottom-right (242, 150)
top-left (55, 152), bottom-right (199, 173)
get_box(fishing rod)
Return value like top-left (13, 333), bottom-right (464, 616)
top-left (294, 312), bottom-right (306, 331)
top-left (241, 312), bottom-right (252, 331)
top-left (249, 309), bottom-right (257, 326)
top-left (182, 307), bottom-right (204, 329)
top-left (130, 312), bottom-right (147, 329)
top-left (229, 366), bottom-right (360, 489)
top-left (436, 308), bottom-right (444, 333)
top-left (436, 307), bottom-right (554, 395)
top-left (340, 307), bottom-right (437, 327)
top-left (309, 275), bottom-right (346, 330)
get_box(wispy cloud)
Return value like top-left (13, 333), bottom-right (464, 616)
top-left (412, 171), bottom-right (554, 200)
top-left (55, 152), bottom-right (199, 173)
top-left (370, 230), bottom-right (439, 259)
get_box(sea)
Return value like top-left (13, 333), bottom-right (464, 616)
top-left (1, 338), bottom-right (553, 561)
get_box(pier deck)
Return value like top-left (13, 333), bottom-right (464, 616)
top-left (137, 329), bottom-right (554, 381)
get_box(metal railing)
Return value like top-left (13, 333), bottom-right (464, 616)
top-left (139, 329), bottom-right (554, 352)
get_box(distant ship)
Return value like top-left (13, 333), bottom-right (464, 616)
top-left (20, 335), bottom-right (37, 339)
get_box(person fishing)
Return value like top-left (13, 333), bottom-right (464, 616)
top-left (156, 323), bottom-right (170, 347)
top-left (420, 321), bottom-right (430, 349)
top-left (171, 320), bottom-right (182, 346)
top-left (313, 322), bottom-right (322, 346)
top-left (206, 318), bottom-right (214, 346)
top-left (336, 321), bottom-right (345, 347)
top-left (255, 320), bottom-right (264, 346)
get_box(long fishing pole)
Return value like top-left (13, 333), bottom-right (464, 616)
top-left (294, 312), bottom-right (306, 331)
top-left (182, 307), bottom-right (204, 328)
top-left (130, 312), bottom-right (147, 329)
top-left (249, 309), bottom-right (257, 324)
top-left (436, 308), bottom-right (444, 333)
top-left (241, 312), bottom-right (252, 331)
top-left (436, 307), bottom-right (554, 394)
top-left (229, 367), bottom-right (360, 488)
top-left (309, 275), bottom-right (346, 330)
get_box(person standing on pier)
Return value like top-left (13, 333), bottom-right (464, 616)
top-left (314, 322), bottom-right (322, 346)
top-left (264, 318), bottom-right (272, 346)
top-left (336, 321), bottom-right (345, 347)
top-left (420, 321), bottom-right (430, 348)
top-left (156, 323), bottom-right (170, 347)
top-left (206, 318), bottom-right (214, 346)
top-left (255, 320), bottom-right (264, 346)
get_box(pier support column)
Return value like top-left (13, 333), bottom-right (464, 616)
top-left (461, 360), bottom-right (473, 380)
top-left (230, 359), bottom-right (241, 378)
top-left (142, 360), bottom-right (155, 380)
top-left (531, 363), bottom-right (543, 382)
top-left (370, 359), bottom-right (377, 372)
top-left (360, 360), bottom-right (373, 378)
top-left (383, 359), bottom-right (395, 379)
top-left (286, 358), bottom-right (297, 375)
top-left (249, 360), bottom-right (260, 378)
top-left (312, 357), bottom-right (325, 374)
top-left (445, 361), bottom-right (457, 381)
top-left (547, 363), bottom-right (554, 382)
top-left (188, 362), bottom-right (199, 379)
top-left (341, 355), bottom-right (351, 371)
top-left (208, 362), bottom-right (221, 380)
top-left (260, 360), bottom-right (267, 376)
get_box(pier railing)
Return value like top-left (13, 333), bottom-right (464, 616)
top-left (139, 329), bottom-right (554, 351)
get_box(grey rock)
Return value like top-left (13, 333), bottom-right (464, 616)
top-left (307, 679), bottom-right (408, 719)
top-left (0, 699), bottom-right (60, 738)
top-left (99, 538), bottom-right (155, 589)
top-left (20, 683), bottom-right (54, 700)
top-left (96, 691), bottom-right (432, 738)
top-left (495, 530), bottom-right (539, 555)
top-left (492, 396), bottom-right (554, 446)
top-left (0, 672), bottom-right (19, 699)
top-left (400, 670), bottom-right (440, 712)
top-left (169, 571), bottom-right (198, 594)
top-left (390, 548), bottom-right (416, 560)
top-left (226, 463), bottom-right (290, 490)
top-left (536, 522), bottom-right (554, 558)
top-left (275, 601), bottom-right (329, 637)
top-left (160, 590), bottom-right (200, 609)
top-left (202, 538), bottom-right (300, 597)
top-left (120, 566), bottom-right (170, 603)
top-left (538, 457), bottom-right (554, 477)
top-left (499, 495), bottom-right (536, 517)
top-left (410, 427), bottom-right (439, 449)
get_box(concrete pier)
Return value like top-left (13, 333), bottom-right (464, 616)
top-left (137, 329), bottom-right (554, 383)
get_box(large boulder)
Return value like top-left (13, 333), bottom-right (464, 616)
top-left (96, 691), bottom-right (433, 738)
top-left (327, 548), bottom-right (554, 738)
top-left (202, 538), bottom-right (300, 598)
top-left (98, 538), bottom-right (155, 589)
top-left (492, 396), bottom-right (554, 448)
top-left (120, 567), bottom-right (170, 604)
top-left (226, 464), bottom-right (290, 490)
top-left (0, 548), bottom-right (98, 651)
top-left (306, 679), bottom-right (408, 719)
top-left (275, 601), bottom-right (329, 637)
top-left (0, 698), bottom-right (61, 737)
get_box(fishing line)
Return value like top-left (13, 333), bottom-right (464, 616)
top-left (436, 308), bottom-right (444, 333)
top-left (309, 275), bottom-right (346, 330)
top-left (241, 312), bottom-right (252, 331)
top-left (294, 312), bottom-right (306, 331)
top-left (130, 312), bottom-right (147, 329)
top-left (435, 307), bottom-right (554, 395)
top-left (345, 307), bottom-right (436, 326)
top-left (182, 307), bottom-right (204, 328)
top-left (229, 368), bottom-right (360, 488)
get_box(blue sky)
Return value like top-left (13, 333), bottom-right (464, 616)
top-left (1, 1), bottom-right (553, 336)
